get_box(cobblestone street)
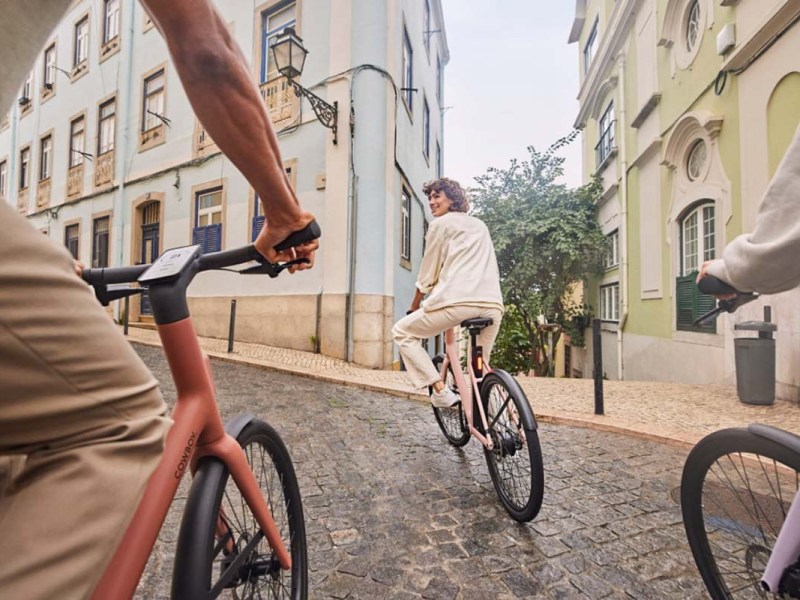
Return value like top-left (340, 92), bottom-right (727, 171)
top-left (136, 345), bottom-right (707, 599)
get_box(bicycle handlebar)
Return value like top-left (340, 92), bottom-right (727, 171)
top-left (693, 275), bottom-right (758, 327)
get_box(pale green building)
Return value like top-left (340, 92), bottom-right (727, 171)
top-left (569, 0), bottom-right (800, 399)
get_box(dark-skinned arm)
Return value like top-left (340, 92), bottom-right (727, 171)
top-left (140, 0), bottom-right (318, 269)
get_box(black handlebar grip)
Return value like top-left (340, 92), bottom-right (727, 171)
top-left (698, 276), bottom-right (737, 296)
top-left (274, 220), bottom-right (321, 252)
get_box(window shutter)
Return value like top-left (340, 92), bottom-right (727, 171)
top-left (676, 273), bottom-right (716, 333)
top-left (252, 215), bottom-right (266, 241)
top-left (193, 224), bottom-right (221, 254)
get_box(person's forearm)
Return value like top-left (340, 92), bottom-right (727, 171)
top-left (410, 289), bottom-right (425, 311)
top-left (142, 0), bottom-right (302, 228)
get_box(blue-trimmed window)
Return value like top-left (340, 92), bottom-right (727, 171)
top-left (435, 141), bottom-right (442, 177)
top-left (261, 2), bottom-right (296, 83)
top-left (193, 187), bottom-right (223, 253)
top-left (423, 0), bottom-right (431, 56)
top-left (92, 216), bottom-right (110, 268)
top-left (401, 187), bottom-right (411, 261)
top-left (402, 27), bottom-right (413, 112)
top-left (436, 56), bottom-right (443, 105)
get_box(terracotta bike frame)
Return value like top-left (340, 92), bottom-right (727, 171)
top-left (90, 316), bottom-right (291, 599)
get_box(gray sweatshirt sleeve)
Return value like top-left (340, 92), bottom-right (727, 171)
top-left (705, 124), bottom-right (800, 294)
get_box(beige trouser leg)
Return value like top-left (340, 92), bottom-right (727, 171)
top-left (0, 200), bottom-right (170, 600)
top-left (392, 305), bottom-right (503, 389)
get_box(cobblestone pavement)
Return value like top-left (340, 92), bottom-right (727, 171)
top-left (123, 325), bottom-right (800, 449)
top-left (135, 345), bottom-right (707, 600)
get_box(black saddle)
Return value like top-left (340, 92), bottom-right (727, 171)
top-left (461, 317), bottom-right (493, 331)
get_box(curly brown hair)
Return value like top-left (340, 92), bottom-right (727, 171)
top-left (422, 178), bottom-right (470, 213)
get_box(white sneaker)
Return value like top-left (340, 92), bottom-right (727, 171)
top-left (430, 386), bottom-right (459, 408)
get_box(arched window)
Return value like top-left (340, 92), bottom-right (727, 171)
top-left (677, 202), bottom-right (715, 332)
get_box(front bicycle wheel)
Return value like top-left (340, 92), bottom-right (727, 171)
top-left (681, 427), bottom-right (800, 600)
top-left (480, 371), bottom-right (544, 522)
top-left (430, 355), bottom-right (470, 447)
top-left (172, 419), bottom-right (307, 600)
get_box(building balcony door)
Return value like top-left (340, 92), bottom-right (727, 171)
top-left (139, 203), bottom-right (160, 316)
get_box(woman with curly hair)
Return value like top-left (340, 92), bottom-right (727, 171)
top-left (392, 178), bottom-right (504, 407)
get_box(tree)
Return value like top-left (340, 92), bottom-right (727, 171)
top-left (471, 137), bottom-right (606, 376)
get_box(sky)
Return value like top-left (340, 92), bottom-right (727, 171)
top-left (440, 0), bottom-right (583, 190)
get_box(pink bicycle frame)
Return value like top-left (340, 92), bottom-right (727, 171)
top-left (438, 327), bottom-right (495, 450)
top-left (90, 317), bottom-right (290, 599)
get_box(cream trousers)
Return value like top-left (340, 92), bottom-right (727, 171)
top-left (393, 305), bottom-right (503, 389)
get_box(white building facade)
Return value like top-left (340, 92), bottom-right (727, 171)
top-left (0, 0), bottom-right (449, 369)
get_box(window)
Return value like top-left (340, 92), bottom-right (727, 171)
top-left (98, 98), bottom-right (116, 154)
top-left (65, 224), bottom-right (80, 259)
top-left (261, 2), bottom-right (296, 83)
top-left (596, 102), bottom-right (616, 167)
top-left (20, 72), bottom-right (33, 103)
top-left (422, 97), bottom-right (430, 159)
top-left (92, 216), bottom-right (110, 268)
top-left (584, 19), bottom-right (598, 74)
top-left (436, 56), bottom-right (443, 105)
top-left (677, 203), bottom-right (716, 332)
top-left (401, 188), bottom-right (411, 261)
top-left (39, 135), bottom-right (52, 181)
top-left (402, 27), bottom-right (413, 112)
top-left (103, 0), bottom-right (120, 44)
top-left (0, 161), bottom-right (7, 199)
top-left (604, 230), bottom-right (619, 269)
top-left (686, 139), bottom-right (707, 181)
top-left (19, 147), bottom-right (30, 190)
top-left (600, 284), bottom-right (619, 322)
top-left (142, 70), bottom-right (165, 132)
top-left (193, 187), bottom-right (223, 253)
top-left (69, 116), bottom-right (86, 167)
top-left (423, 0), bottom-right (431, 56)
top-left (43, 44), bottom-right (56, 90)
top-left (435, 141), bottom-right (442, 178)
top-left (685, 0), bottom-right (701, 52)
top-left (74, 17), bottom-right (89, 67)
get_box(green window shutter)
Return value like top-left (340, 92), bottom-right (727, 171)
top-left (676, 272), bottom-right (716, 333)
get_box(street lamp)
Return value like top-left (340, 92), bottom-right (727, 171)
top-left (271, 27), bottom-right (338, 144)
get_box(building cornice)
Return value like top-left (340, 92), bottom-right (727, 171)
top-left (568, 0), bottom-right (587, 43)
top-left (433, 0), bottom-right (451, 64)
top-left (573, 0), bottom-right (639, 129)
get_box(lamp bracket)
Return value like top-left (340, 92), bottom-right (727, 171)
top-left (288, 79), bottom-right (338, 144)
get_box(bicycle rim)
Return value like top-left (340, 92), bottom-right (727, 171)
top-left (480, 372), bottom-right (544, 522)
top-left (681, 428), bottom-right (800, 600)
top-left (431, 356), bottom-right (470, 447)
top-left (173, 419), bottom-right (307, 600)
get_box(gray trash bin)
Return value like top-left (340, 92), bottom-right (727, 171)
top-left (733, 309), bottom-right (777, 405)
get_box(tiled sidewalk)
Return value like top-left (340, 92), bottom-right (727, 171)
top-left (123, 326), bottom-right (800, 449)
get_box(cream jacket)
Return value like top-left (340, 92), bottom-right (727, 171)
top-left (706, 125), bottom-right (800, 294)
top-left (416, 212), bottom-right (504, 312)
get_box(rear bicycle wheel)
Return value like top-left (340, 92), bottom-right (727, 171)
top-left (681, 427), bottom-right (800, 600)
top-left (172, 419), bottom-right (307, 599)
top-left (480, 371), bottom-right (544, 522)
top-left (430, 355), bottom-right (470, 447)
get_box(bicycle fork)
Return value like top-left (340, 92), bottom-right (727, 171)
top-left (762, 488), bottom-right (800, 595)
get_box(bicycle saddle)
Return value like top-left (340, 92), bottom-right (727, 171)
top-left (461, 317), bottom-right (493, 330)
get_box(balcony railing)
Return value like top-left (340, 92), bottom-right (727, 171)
top-left (595, 120), bottom-right (617, 170)
top-left (36, 178), bottom-right (51, 209)
top-left (67, 163), bottom-right (84, 198)
top-left (260, 76), bottom-right (300, 127)
top-left (95, 151), bottom-right (114, 187)
top-left (16, 187), bottom-right (29, 214)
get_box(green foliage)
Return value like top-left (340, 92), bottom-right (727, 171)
top-left (471, 134), bottom-right (606, 376)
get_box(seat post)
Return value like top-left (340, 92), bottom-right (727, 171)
top-left (468, 327), bottom-right (483, 378)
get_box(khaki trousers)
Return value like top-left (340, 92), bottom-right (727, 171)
top-left (0, 200), bottom-right (170, 599)
top-left (393, 305), bottom-right (503, 389)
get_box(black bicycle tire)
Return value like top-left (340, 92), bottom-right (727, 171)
top-left (681, 427), bottom-right (800, 600)
top-left (480, 371), bottom-right (544, 522)
top-left (430, 355), bottom-right (470, 447)
top-left (172, 419), bottom-right (308, 600)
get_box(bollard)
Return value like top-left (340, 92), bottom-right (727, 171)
top-left (592, 319), bottom-right (604, 415)
top-left (123, 295), bottom-right (130, 336)
top-left (227, 299), bottom-right (237, 353)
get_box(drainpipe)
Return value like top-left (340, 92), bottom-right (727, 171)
top-left (617, 55), bottom-right (629, 380)
top-left (111, 0), bottom-right (137, 321)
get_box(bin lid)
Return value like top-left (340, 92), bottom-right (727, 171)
top-left (734, 320), bottom-right (778, 332)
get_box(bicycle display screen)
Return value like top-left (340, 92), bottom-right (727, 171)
top-left (139, 245), bottom-right (201, 284)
